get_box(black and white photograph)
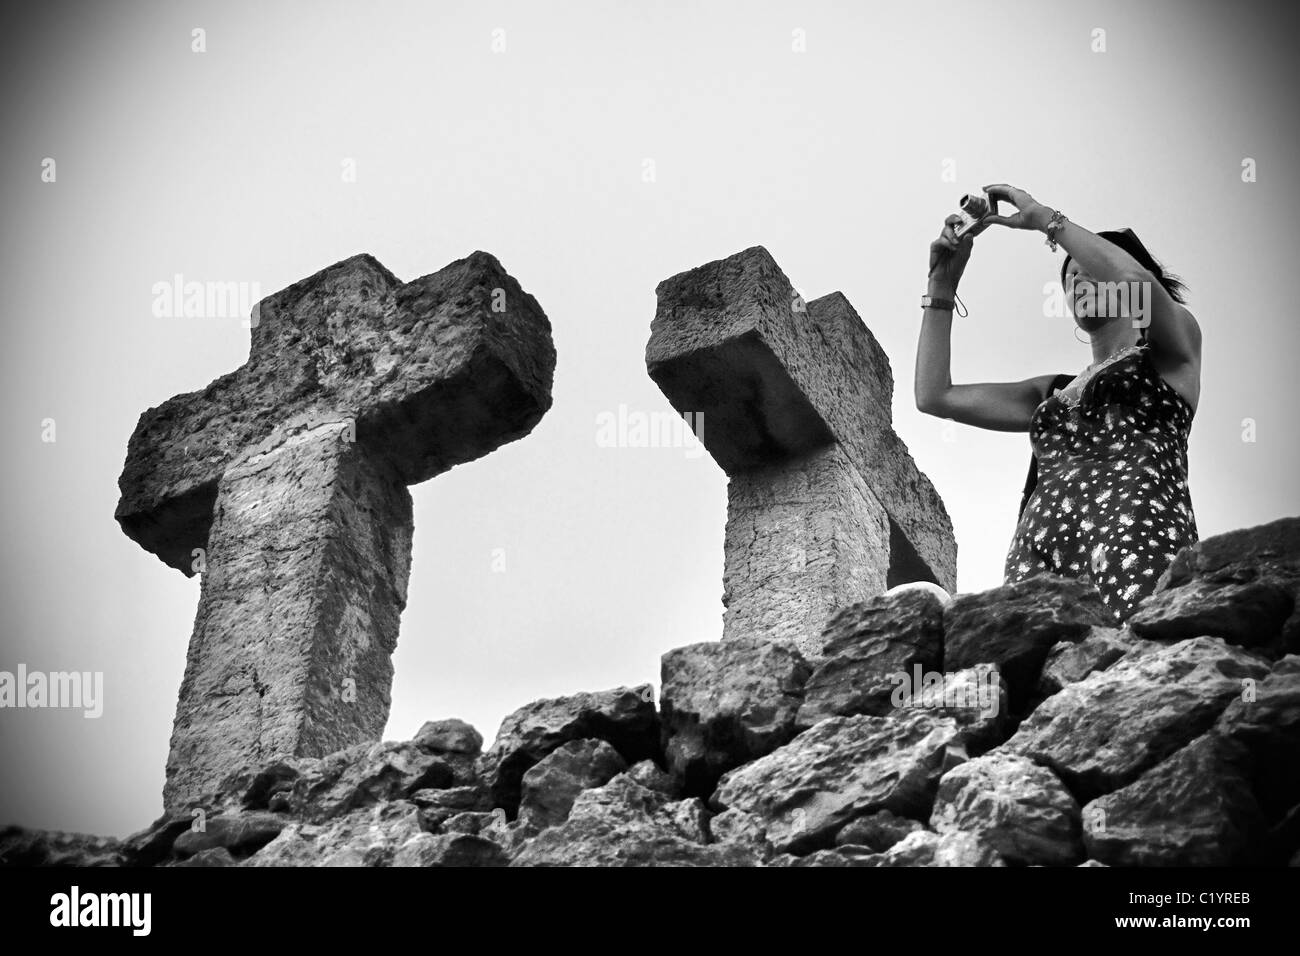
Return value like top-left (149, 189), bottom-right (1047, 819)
top-left (1, 0), bottom-right (1297, 933)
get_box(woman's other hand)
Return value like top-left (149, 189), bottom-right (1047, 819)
top-left (928, 214), bottom-right (973, 292)
top-left (981, 183), bottom-right (1053, 231)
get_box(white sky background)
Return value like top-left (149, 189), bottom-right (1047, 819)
top-left (2, 0), bottom-right (1297, 836)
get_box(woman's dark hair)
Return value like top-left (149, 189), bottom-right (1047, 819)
top-left (1059, 228), bottom-right (1188, 304)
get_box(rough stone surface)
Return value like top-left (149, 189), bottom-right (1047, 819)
top-left (769, 845), bottom-right (884, 867)
top-left (1149, 516), bottom-right (1300, 653)
top-left (164, 422), bottom-right (415, 813)
top-left (863, 829), bottom-right (1006, 867)
top-left (116, 251), bottom-right (556, 810)
top-left (0, 827), bottom-right (124, 867)
top-left (12, 515), bottom-right (1300, 868)
top-left (239, 740), bottom-right (455, 823)
top-left (171, 811), bottom-right (286, 859)
top-left (1001, 637), bottom-right (1270, 800)
top-left (409, 785), bottom-right (492, 830)
top-left (944, 574), bottom-right (1118, 710)
top-left (173, 847), bottom-right (237, 867)
top-left (1038, 626), bottom-right (1156, 696)
top-left (795, 588), bottom-right (943, 727)
top-left (931, 752), bottom-right (1082, 865)
top-left (722, 445), bottom-right (895, 658)
top-left (245, 801), bottom-right (425, 867)
top-left (659, 636), bottom-right (811, 795)
top-left (478, 685), bottom-right (659, 814)
top-left (833, 809), bottom-right (923, 851)
top-left (1129, 578), bottom-right (1295, 649)
top-left (928, 664), bottom-right (1010, 753)
top-left (625, 759), bottom-right (680, 797)
top-left (1082, 734), bottom-right (1263, 866)
top-left (510, 775), bottom-right (758, 866)
top-left (708, 807), bottom-right (774, 859)
top-left (777, 829), bottom-right (1003, 867)
top-left (414, 718), bottom-right (483, 755)
top-left (517, 739), bottom-right (627, 831)
top-left (1214, 658), bottom-right (1300, 825)
top-left (121, 811), bottom-right (195, 866)
top-left (391, 832), bottom-right (508, 868)
top-left (648, 247), bottom-right (955, 656)
top-left (712, 711), bottom-right (965, 852)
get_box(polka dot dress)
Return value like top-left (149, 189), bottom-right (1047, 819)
top-left (1003, 341), bottom-right (1198, 623)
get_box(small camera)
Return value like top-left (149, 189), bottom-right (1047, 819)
top-left (953, 192), bottom-right (991, 239)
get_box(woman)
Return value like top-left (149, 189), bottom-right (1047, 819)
top-left (914, 183), bottom-right (1202, 622)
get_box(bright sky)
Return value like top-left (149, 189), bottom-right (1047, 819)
top-left (3, 0), bottom-right (1297, 836)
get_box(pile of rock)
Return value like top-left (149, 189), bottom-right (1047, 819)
top-left (4, 515), bottom-right (1297, 867)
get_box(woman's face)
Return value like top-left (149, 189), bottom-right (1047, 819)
top-left (1063, 258), bottom-right (1118, 333)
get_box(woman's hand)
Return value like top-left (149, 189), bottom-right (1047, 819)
top-left (928, 214), bottom-right (973, 293)
top-left (981, 183), bottom-right (1054, 231)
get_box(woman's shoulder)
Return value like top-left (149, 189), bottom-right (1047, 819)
top-left (1139, 341), bottom-right (1199, 417)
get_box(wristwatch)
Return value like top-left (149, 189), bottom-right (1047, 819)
top-left (921, 294), bottom-right (956, 312)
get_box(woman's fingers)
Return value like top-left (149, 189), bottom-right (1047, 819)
top-left (981, 213), bottom-right (1016, 228)
top-left (944, 213), bottom-right (963, 228)
top-left (983, 183), bottom-right (1029, 208)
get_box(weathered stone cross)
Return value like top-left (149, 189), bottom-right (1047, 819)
top-left (116, 252), bottom-right (555, 809)
top-left (647, 246), bottom-right (955, 659)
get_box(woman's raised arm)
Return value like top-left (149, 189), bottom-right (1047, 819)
top-left (914, 215), bottom-right (1057, 432)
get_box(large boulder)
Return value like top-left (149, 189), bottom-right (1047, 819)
top-left (392, 832), bottom-right (508, 867)
top-left (794, 588), bottom-right (943, 728)
top-left (1000, 637), bottom-right (1269, 800)
top-left (1214, 656), bottom-right (1300, 826)
top-left (1128, 578), bottom-right (1294, 650)
top-left (625, 759), bottom-right (680, 797)
top-left (776, 829), bottom-right (1003, 867)
top-left (1082, 733), bottom-right (1263, 866)
top-left (930, 752), bottom-right (1082, 865)
top-left (1038, 626), bottom-right (1157, 696)
top-left (413, 718), bottom-right (483, 756)
top-left (243, 801), bottom-right (425, 867)
top-left (944, 574), bottom-right (1114, 711)
top-left (770, 846), bottom-right (883, 867)
top-left (708, 807), bottom-right (775, 860)
top-left (659, 636), bottom-right (811, 795)
top-left (863, 829), bottom-right (1005, 867)
top-left (834, 809), bottom-right (923, 851)
top-left (245, 741), bottom-right (457, 823)
top-left (409, 785), bottom-right (493, 831)
top-left (517, 739), bottom-right (627, 831)
top-left (711, 711), bottom-right (964, 853)
top-left (479, 685), bottom-right (659, 815)
top-left (171, 811), bottom-right (287, 860)
top-left (1144, 516), bottom-right (1300, 653)
top-left (510, 774), bottom-right (758, 866)
top-left (120, 811), bottom-right (196, 866)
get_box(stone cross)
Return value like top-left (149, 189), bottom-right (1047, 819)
top-left (116, 251), bottom-right (555, 809)
top-left (647, 246), bottom-right (955, 659)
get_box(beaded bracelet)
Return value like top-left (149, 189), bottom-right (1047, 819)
top-left (1044, 209), bottom-right (1069, 252)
